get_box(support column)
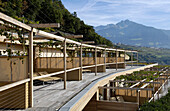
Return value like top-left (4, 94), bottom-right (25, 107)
top-left (96, 89), bottom-right (99, 101)
top-left (95, 47), bottom-right (97, 76)
top-left (136, 90), bottom-right (140, 106)
top-left (64, 38), bottom-right (67, 89)
top-left (146, 90), bottom-right (148, 100)
top-left (104, 48), bottom-right (106, 69)
top-left (153, 82), bottom-right (155, 102)
top-left (103, 85), bottom-right (108, 100)
top-left (157, 90), bottom-right (159, 100)
top-left (80, 44), bottom-right (82, 78)
top-left (110, 81), bottom-right (114, 97)
top-left (29, 28), bottom-right (33, 107)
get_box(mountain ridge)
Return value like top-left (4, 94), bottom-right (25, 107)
top-left (95, 20), bottom-right (170, 48)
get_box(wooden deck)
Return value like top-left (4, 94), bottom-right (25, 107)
top-left (26, 66), bottom-right (140, 111)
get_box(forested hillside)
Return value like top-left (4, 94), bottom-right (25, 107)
top-left (0, 0), bottom-right (113, 46)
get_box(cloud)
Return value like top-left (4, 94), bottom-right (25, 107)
top-left (62, 0), bottom-right (170, 29)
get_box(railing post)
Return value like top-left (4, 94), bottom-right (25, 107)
top-left (157, 90), bottom-right (159, 100)
top-left (95, 47), bottom-right (97, 76)
top-left (136, 90), bottom-right (140, 106)
top-left (64, 38), bottom-right (67, 89)
top-left (80, 44), bottom-right (82, 78)
top-left (116, 49), bottom-right (118, 70)
top-left (29, 28), bottom-right (34, 107)
top-left (110, 81), bottom-right (113, 97)
top-left (96, 89), bottom-right (99, 101)
top-left (152, 87), bottom-right (155, 102)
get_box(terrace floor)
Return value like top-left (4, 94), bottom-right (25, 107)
top-left (26, 66), bottom-right (140, 111)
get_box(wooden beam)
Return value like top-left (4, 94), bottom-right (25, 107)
top-left (97, 44), bottom-right (107, 47)
top-left (95, 47), bottom-right (97, 76)
top-left (29, 28), bottom-right (34, 107)
top-left (129, 79), bottom-right (146, 88)
top-left (36, 33), bottom-right (83, 39)
top-left (110, 80), bottom-right (114, 97)
top-left (0, 25), bottom-right (6, 29)
top-left (98, 86), bottom-right (153, 91)
top-left (64, 35), bottom-right (83, 39)
top-left (109, 80), bottom-right (160, 84)
top-left (0, 12), bottom-right (33, 31)
top-left (28, 23), bottom-right (60, 28)
top-left (136, 90), bottom-right (140, 105)
top-left (80, 44), bottom-right (82, 78)
top-left (81, 41), bottom-right (95, 44)
top-left (4, 36), bottom-right (51, 41)
top-left (0, 20), bottom-right (4, 24)
top-left (64, 38), bottom-right (67, 89)
top-left (155, 78), bottom-right (166, 80)
top-left (96, 89), bottom-right (99, 100)
top-left (116, 49), bottom-right (118, 70)
top-left (140, 80), bottom-right (153, 88)
top-left (104, 48), bottom-right (106, 69)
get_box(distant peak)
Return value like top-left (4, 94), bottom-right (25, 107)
top-left (116, 19), bottom-right (133, 29)
top-left (125, 19), bottom-right (130, 22)
top-left (107, 24), bottom-right (115, 26)
top-left (122, 19), bottom-right (130, 22)
top-left (117, 19), bottom-right (132, 25)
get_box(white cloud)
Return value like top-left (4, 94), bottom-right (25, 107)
top-left (63, 0), bottom-right (170, 29)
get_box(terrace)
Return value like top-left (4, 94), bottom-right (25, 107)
top-left (0, 12), bottom-right (159, 111)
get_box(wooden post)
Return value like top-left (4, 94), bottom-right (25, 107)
top-left (80, 44), bottom-right (82, 79)
top-left (104, 48), bottom-right (106, 69)
top-left (152, 87), bottom-right (155, 102)
top-left (29, 28), bottom-right (34, 107)
top-left (110, 81), bottom-right (113, 97)
top-left (103, 85), bottom-right (107, 100)
top-left (146, 90), bottom-right (148, 100)
top-left (96, 89), bottom-right (99, 101)
top-left (157, 90), bottom-right (159, 100)
top-left (64, 38), bottom-right (67, 89)
top-left (116, 49), bottom-right (118, 70)
top-left (131, 51), bottom-right (133, 67)
top-left (95, 47), bottom-right (97, 76)
top-left (136, 90), bottom-right (140, 105)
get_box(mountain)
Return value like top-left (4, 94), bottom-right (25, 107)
top-left (95, 20), bottom-right (170, 48)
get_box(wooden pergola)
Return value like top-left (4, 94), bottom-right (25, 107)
top-left (0, 12), bottom-right (139, 108)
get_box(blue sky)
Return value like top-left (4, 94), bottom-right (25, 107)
top-left (62, 0), bottom-right (170, 29)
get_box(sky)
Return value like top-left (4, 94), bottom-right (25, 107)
top-left (62, 0), bottom-right (170, 30)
